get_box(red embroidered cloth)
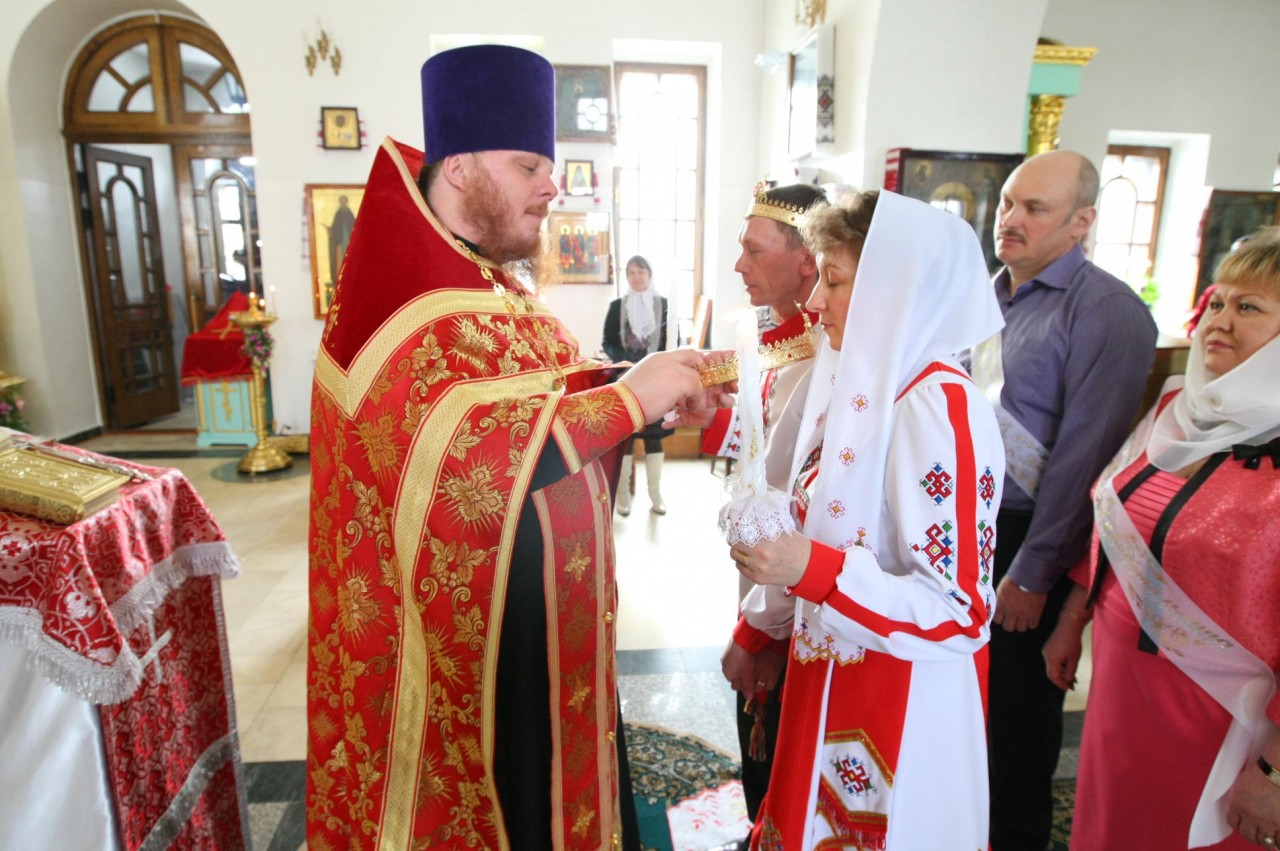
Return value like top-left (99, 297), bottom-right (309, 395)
top-left (0, 446), bottom-right (247, 849)
top-left (180, 292), bottom-right (252, 384)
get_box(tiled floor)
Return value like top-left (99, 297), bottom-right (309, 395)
top-left (78, 430), bottom-right (1090, 847)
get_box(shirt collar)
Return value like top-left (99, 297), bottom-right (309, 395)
top-left (995, 243), bottom-right (1086, 299)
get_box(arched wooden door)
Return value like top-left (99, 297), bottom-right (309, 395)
top-left (63, 15), bottom-right (252, 429)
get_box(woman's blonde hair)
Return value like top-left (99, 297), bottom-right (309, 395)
top-left (1215, 225), bottom-right (1280, 294)
top-left (801, 190), bottom-right (880, 259)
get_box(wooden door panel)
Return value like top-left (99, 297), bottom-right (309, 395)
top-left (84, 145), bottom-right (179, 428)
top-left (173, 144), bottom-right (258, 330)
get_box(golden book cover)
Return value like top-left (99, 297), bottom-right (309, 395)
top-left (0, 445), bottom-right (130, 524)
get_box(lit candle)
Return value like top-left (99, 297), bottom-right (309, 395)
top-left (269, 286), bottom-right (277, 315)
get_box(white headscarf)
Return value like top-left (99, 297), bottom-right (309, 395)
top-left (623, 277), bottom-right (658, 344)
top-left (1146, 321), bottom-right (1280, 471)
top-left (789, 191), bottom-right (1004, 553)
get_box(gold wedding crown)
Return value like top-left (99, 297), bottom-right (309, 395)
top-left (698, 310), bottom-right (817, 387)
top-left (746, 180), bottom-right (811, 229)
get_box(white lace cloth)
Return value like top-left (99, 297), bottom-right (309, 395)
top-left (719, 310), bottom-right (795, 546)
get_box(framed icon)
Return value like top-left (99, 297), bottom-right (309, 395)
top-left (564, 159), bottom-right (594, 196)
top-left (884, 148), bottom-right (1025, 274)
top-left (554, 65), bottom-right (612, 143)
top-left (305, 184), bottom-right (365, 317)
top-left (548, 210), bottom-right (611, 284)
top-left (320, 106), bottom-right (361, 150)
top-left (1193, 189), bottom-right (1280, 302)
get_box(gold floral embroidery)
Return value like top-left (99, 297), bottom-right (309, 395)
top-left (350, 480), bottom-right (390, 541)
top-left (312, 475), bottom-right (342, 574)
top-left (563, 545), bottom-right (591, 583)
top-left (424, 538), bottom-right (487, 591)
top-left (336, 572), bottom-right (383, 636)
top-left (510, 449), bottom-right (536, 484)
top-left (559, 391), bottom-right (619, 436)
top-left (450, 317), bottom-right (499, 370)
top-left (546, 476), bottom-right (588, 514)
top-left (491, 397), bottom-right (542, 426)
top-left (401, 399), bottom-right (430, 435)
top-left (565, 667), bottom-right (592, 712)
top-left (424, 628), bottom-right (465, 687)
top-left (570, 802), bottom-right (595, 839)
top-left (452, 605), bottom-right (486, 650)
top-left (448, 429), bottom-right (483, 460)
top-left (497, 350), bottom-right (522, 375)
top-left (438, 463), bottom-right (505, 526)
top-left (355, 413), bottom-right (400, 475)
top-left (560, 599), bottom-right (595, 652)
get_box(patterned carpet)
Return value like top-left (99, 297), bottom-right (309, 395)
top-left (248, 721), bottom-right (1079, 849)
top-left (1051, 778), bottom-right (1076, 851)
top-left (624, 722), bottom-right (742, 851)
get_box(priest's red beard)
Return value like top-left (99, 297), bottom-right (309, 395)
top-left (461, 164), bottom-right (549, 264)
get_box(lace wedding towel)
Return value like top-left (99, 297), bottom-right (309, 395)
top-left (718, 311), bottom-right (795, 546)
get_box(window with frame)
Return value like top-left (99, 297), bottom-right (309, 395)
top-left (613, 63), bottom-right (706, 343)
top-left (1093, 145), bottom-right (1170, 288)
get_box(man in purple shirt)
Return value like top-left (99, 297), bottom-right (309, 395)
top-left (983, 150), bottom-right (1157, 850)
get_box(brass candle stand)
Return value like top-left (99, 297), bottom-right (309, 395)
top-left (228, 299), bottom-right (292, 474)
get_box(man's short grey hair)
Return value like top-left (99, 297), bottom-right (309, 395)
top-left (1074, 155), bottom-right (1100, 211)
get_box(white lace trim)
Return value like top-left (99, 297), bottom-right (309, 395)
top-left (0, 541), bottom-right (239, 704)
top-left (719, 486), bottom-right (794, 546)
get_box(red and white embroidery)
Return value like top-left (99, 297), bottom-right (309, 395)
top-left (919, 461), bottom-right (954, 505)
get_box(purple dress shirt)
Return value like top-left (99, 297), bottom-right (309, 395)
top-left (994, 244), bottom-right (1157, 592)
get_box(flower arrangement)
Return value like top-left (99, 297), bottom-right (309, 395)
top-left (241, 326), bottom-right (275, 373)
top-left (0, 385), bottom-right (28, 431)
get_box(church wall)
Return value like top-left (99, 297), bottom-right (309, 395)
top-left (1, 0), bottom-right (763, 436)
top-left (754, 0), bottom-right (1047, 190)
top-left (1042, 0), bottom-right (1280, 325)
top-left (4, 0), bottom-right (1277, 437)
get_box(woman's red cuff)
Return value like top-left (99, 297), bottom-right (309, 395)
top-left (732, 617), bottom-right (773, 655)
top-left (789, 541), bottom-right (843, 603)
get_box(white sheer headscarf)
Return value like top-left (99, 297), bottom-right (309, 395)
top-left (622, 258), bottom-right (658, 344)
top-left (1146, 316), bottom-right (1280, 472)
top-left (790, 191), bottom-right (1004, 553)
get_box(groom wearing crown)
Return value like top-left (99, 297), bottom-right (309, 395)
top-left (708, 181), bottom-right (828, 828)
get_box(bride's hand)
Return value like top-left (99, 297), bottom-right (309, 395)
top-left (729, 530), bottom-right (811, 588)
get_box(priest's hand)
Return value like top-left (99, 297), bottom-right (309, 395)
top-left (730, 531), bottom-right (811, 589)
top-left (618, 349), bottom-right (706, 424)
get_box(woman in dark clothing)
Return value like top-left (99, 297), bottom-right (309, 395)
top-left (602, 255), bottom-right (673, 514)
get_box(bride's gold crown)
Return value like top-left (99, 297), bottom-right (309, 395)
top-left (747, 180), bottom-right (811, 229)
top-left (698, 311), bottom-right (817, 387)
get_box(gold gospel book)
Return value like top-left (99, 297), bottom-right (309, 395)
top-left (0, 445), bottom-right (130, 524)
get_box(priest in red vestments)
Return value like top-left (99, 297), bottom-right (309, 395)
top-left (306, 45), bottom-right (725, 850)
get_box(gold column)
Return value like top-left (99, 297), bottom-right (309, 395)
top-left (1027, 43), bottom-right (1097, 157)
top-left (228, 301), bottom-right (292, 474)
top-left (1027, 94), bottom-right (1066, 156)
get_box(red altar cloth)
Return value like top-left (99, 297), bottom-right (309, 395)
top-left (0, 445), bottom-right (247, 849)
top-left (180, 292), bottom-right (252, 384)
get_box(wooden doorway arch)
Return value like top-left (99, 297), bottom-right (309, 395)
top-left (63, 14), bottom-right (254, 429)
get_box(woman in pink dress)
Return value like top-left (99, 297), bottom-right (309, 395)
top-left (1044, 227), bottom-right (1280, 848)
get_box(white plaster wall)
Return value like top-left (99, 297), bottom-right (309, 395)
top-left (1042, 0), bottom-right (1280, 330)
top-left (757, 0), bottom-right (1045, 190)
top-left (1043, 0), bottom-right (1280, 191)
top-left (1, 0), bottom-right (763, 436)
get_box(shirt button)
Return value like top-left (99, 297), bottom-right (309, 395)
top-left (603, 612), bottom-right (614, 624)
top-left (606, 731), bottom-right (616, 743)
top-left (598, 492), bottom-right (609, 503)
